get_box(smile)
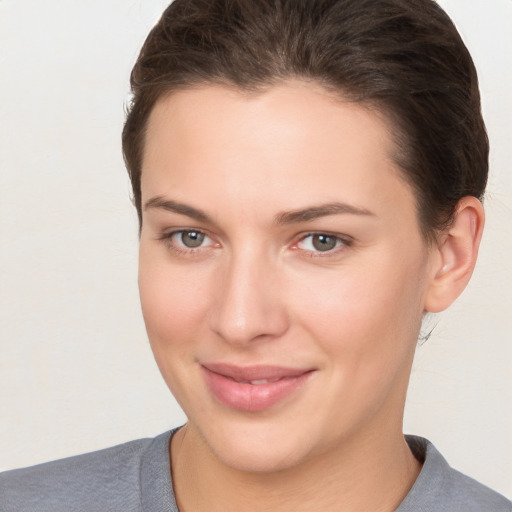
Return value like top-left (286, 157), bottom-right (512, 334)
top-left (201, 363), bottom-right (315, 412)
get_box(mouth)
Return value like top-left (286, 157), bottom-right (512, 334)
top-left (201, 363), bottom-right (315, 412)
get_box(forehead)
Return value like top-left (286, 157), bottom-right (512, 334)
top-left (141, 81), bottom-right (416, 225)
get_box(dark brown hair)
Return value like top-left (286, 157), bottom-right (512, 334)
top-left (122, 0), bottom-right (488, 241)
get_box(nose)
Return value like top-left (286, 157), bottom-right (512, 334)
top-left (207, 248), bottom-right (289, 346)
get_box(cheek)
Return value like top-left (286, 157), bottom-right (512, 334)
top-left (137, 248), bottom-right (219, 412)
top-left (138, 247), bottom-right (212, 356)
top-left (288, 255), bottom-right (427, 429)
top-left (288, 253), bottom-right (426, 369)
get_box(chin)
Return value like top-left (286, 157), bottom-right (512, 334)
top-left (210, 436), bottom-right (307, 474)
top-left (190, 413), bottom-right (322, 474)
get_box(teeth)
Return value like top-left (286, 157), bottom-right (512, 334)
top-left (249, 378), bottom-right (280, 385)
top-left (232, 377), bottom-right (284, 384)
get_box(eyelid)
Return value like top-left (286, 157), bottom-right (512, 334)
top-left (157, 228), bottom-right (352, 257)
top-left (158, 228), bottom-right (219, 253)
top-left (293, 232), bottom-right (353, 255)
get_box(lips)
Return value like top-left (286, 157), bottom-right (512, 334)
top-left (201, 363), bottom-right (314, 412)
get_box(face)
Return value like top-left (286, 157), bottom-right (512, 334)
top-left (138, 82), bottom-right (436, 473)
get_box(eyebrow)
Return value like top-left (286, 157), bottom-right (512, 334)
top-left (274, 202), bottom-right (375, 224)
top-left (144, 196), bottom-right (212, 223)
top-left (144, 196), bottom-right (375, 225)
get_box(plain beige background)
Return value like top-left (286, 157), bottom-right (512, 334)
top-left (0, 0), bottom-right (510, 499)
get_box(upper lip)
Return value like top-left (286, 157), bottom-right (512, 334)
top-left (201, 362), bottom-right (313, 382)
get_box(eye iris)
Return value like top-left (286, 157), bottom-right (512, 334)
top-left (312, 234), bottom-right (337, 251)
top-left (181, 231), bottom-right (205, 248)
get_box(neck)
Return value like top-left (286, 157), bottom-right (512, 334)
top-left (170, 422), bottom-right (421, 512)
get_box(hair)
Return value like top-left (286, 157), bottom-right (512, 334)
top-left (122, 0), bottom-right (488, 242)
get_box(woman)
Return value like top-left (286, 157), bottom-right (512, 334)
top-left (1, 0), bottom-right (511, 510)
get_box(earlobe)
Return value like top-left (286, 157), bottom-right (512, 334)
top-left (424, 196), bottom-right (485, 313)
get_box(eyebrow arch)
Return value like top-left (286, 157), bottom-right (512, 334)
top-left (144, 197), bottom-right (374, 225)
top-left (275, 202), bottom-right (375, 224)
top-left (144, 196), bottom-right (212, 223)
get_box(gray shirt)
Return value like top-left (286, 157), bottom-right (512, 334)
top-left (1, 429), bottom-right (510, 511)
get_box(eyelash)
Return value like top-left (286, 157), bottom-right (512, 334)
top-left (158, 229), bottom-right (217, 256)
top-left (294, 232), bottom-right (353, 257)
top-left (157, 229), bottom-right (353, 258)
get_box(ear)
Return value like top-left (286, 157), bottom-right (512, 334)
top-left (424, 196), bottom-right (485, 313)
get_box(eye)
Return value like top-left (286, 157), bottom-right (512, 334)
top-left (296, 233), bottom-right (349, 253)
top-left (173, 230), bottom-right (207, 248)
top-left (159, 229), bottom-right (217, 253)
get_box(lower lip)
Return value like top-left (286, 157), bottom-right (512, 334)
top-left (202, 367), bottom-right (313, 412)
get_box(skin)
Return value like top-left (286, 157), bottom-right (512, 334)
top-left (138, 81), bottom-right (484, 512)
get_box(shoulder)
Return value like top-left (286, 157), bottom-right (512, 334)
top-left (0, 431), bottom-right (174, 512)
top-left (398, 436), bottom-right (512, 512)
